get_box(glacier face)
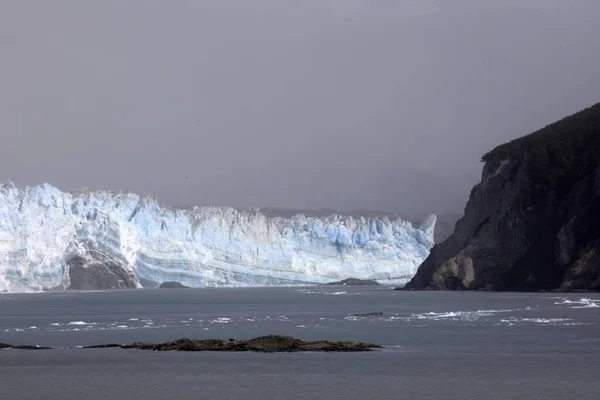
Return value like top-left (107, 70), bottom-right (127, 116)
top-left (0, 183), bottom-right (436, 293)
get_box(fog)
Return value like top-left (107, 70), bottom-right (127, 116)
top-left (2, 0), bottom-right (599, 214)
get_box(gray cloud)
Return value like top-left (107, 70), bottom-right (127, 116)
top-left (2, 0), bottom-right (600, 214)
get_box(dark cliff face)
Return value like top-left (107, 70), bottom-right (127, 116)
top-left (405, 103), bottom-right (600, 291)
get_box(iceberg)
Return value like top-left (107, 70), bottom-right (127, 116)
top-left (0, 182), bottom-right (435, 293)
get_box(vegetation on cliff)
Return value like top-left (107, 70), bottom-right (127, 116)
top-left (481, 102), bottom-right (600, 201)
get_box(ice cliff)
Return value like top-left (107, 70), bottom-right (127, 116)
top-left (0, 183), bottom-right (436, 293)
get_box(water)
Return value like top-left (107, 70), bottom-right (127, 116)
top-left (1, 287), bottom-right (599, 399)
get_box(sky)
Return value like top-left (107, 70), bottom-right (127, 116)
top-left (2, 0), bottom-right (600, 214)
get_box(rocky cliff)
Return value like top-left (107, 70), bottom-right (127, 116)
top-left (405, 102), bottom-right (600, 291)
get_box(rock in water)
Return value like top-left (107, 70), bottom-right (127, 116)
top-left (326, 278), bottom-right (380, 286)
top-left (405, 102), bottom-right (600, 291)
top-left (353, 312), bottom-right (384, 316)
top-left (68, 252), bottom-right (139, 290)
top-left (92, 335), bottom-right (382, 352)
top-left (4, 336), bottom-right (382, 352)
top-left (0, 343), bottom-right (52, 350)
top-left (159, 281), bottom-right (190, 289)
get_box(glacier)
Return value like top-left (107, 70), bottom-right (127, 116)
top-left (0, 182), bottom-right (436, 293)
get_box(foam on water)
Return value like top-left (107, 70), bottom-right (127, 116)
top-left (210, 318), bottom-right (231, 324)
top-left (497, 317), bottom-right (583, 326)
top-left (554, 297), bottom-right (600, 308)
top-left (297, 289), bottom-right (362, 296)
top-left (4, 293), bottom-right (600, 336)
top-left (404, 309), bottom-right (517, 322)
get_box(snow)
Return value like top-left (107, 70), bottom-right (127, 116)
top-left (0, 182), bottom-right (435, 292)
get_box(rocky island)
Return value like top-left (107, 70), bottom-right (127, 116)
top-left (325, 278), bottom-right (380, 286)
top-left (158, 281), bottom-right (190, 289)
top-left (404, 102), bottom-right (600, 291)
top-left (1, 335), bottom-right (381, 352)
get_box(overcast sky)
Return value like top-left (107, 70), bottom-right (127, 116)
top-left (2, 0), bottom-right (600, 214)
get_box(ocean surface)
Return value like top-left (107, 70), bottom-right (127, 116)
top-left (1, 286), bottom-right (599, 399)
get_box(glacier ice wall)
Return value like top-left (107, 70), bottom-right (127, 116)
top-left (0, 183), bottom-right (436, 293)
